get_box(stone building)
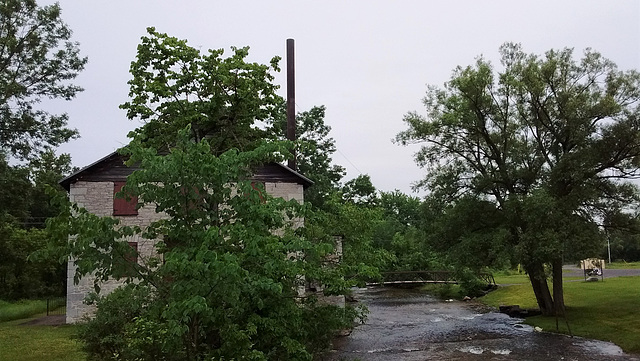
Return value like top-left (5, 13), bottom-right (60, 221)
top-left (59, 151), bottom-right (313, 323)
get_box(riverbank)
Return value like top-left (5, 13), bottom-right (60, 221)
top-left (479, 274), bottom-right (640, 354)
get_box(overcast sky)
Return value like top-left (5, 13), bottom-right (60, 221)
top-left (44, 1), bottom-right (639, 196)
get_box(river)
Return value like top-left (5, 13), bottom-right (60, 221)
top-left (322, 287), bottom-right (638, 361)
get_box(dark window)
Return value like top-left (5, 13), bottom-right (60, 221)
top-left (180, 186), bottom-right (203, 212)
top-left (126, 241), bottom-right (138, 264)
top-left (114, 241), bottom-right (138, 279)
top-left (113, 181), bottom-right (138, 216)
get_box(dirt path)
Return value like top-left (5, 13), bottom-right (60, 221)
top-left (19, 315), bottom-right (65, 326)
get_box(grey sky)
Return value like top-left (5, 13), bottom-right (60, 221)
top-left (45, 1), bottom-right (639, 195)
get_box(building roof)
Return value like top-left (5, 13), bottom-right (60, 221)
top-left (60, 150), bottom-right (313, 191)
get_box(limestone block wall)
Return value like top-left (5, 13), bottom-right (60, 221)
top-left (66, 180), bottom-right (307, 323)
top-left (66, 181), bottom-right (166, 323)
top-left (265, 182), bottom-right (304, 230)
top-left (264, 182), bottom-right (303, 203)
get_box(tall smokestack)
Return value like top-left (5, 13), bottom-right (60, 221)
top-left (286, 38), bottom-right (296, 170)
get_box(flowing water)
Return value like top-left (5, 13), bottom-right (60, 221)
top-left (322, 287), bottom-right (638, 361)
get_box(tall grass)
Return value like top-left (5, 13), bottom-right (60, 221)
top-left (0, 300), bottom-right (49, 322)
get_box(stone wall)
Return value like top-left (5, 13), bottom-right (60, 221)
top-left (66, 181), bottom-right (306, 323)
top-left (66, 181), bottom-right (166, 323)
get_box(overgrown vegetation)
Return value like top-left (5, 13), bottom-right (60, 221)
top-left (0, 299), bottom-right (49, 322)
top-left (48, 28), bottom-right (379, 360)
top-left (50, 128), bottom-right (364, 360)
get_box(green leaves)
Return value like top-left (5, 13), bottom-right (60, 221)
top-left (397, 43), bottom-right (640, 313)
top-left (120, 28), bottom-right (283, 155)
top-left (0, 0), bottom-right (86, 160)
top-left (53, 126), bottom-right (360, 360)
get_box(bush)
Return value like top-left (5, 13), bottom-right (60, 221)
top-left (456, 269), bottom-right (490, 298)
top-left (78, 285), bottom-right (153, 361)
top-left (79, 285), bottom-right (364, 361)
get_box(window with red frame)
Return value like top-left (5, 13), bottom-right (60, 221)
top-left (250, 182), bottom-right (265, 202)
top-left (113, 181), bottom-right (138, 216)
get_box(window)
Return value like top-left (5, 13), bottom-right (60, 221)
top-left (250, 182), bottom-right (265, 202)
top-left (125, 241), bottom-right (138, 264)
top-left (114, 241), bottom-right (138, 279)
top-left (180, 186), bottom-right (203, 212)
top-left (113, 181), bottom-right (138, 216)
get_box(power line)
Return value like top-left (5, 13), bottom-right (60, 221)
top-left (293, 102), bottom-right (364, 176)
top-left (336, 148), bottom-right (363, 175)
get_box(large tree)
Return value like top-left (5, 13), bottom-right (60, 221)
top-left (0, 0), bottom-right (83, 298)
top-left (49, 130), bottom-right (359, 360)
top-left (0, 0), bottom-right (86, 160)
top-left (272, 105), bottom-right (345, 209)
top-left (396, 43), bottom-right (640, 315)
top-left (120, 27), bottom-right (282, 155)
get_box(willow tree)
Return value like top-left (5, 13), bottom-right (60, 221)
top-left (396, 43), bottom-right (640, 316)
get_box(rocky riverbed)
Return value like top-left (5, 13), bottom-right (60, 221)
top-left (322, 287), bottom-right (638, 361)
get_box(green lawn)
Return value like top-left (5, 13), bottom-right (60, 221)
top-left (493, 273), bottom-right (530, 285)
top-left (0, 318), bottom-right (85, 361)
top-left (0, 300), bottom-right (85, 361)
top-left (480, 276), bottom-right (640, 354)
top-left (0, 299), bottom-right (60, 323)
top-left (608, 261), bottom-right (640, 269)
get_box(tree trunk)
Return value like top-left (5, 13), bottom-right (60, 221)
top-left (526, 262), bottom-right (555, 316)
top-left (552, 258), bottom-right (565, 316)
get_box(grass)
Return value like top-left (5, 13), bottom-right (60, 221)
top-left (0, 299), bottom-right (86, 361)
top-left (479, 276), bottom-right (640, 354)
top-left (608, 261), bottom-right (640, 269)
top-left (493, 272), bottom-right (530, 285)
top-left (0, 318), bottom-right (85, 361)
top-left (0, 299), bottom-right (50, 322)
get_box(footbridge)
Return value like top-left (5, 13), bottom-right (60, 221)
top-left (366, 270), bottom-right (495, 286)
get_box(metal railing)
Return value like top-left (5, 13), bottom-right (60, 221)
top-left (367, 271), bottom-right (496, 286)
top-left (46, 297), bottom-right (66, 316)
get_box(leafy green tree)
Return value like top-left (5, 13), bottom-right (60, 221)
top-left (0, 151), bottom-right (73, 299)
top-left (272, 105), bottom-right (345, 209)
top-left (396, 43), bottom-right (640, 315)
top-left (28, 150), bottom-right (75, 221)
top-left (603, 210), bottom-right (640, 262)
top-left (0, 156), bottom-right (31, 221)
top-left (342, 174), bottom-right (378, 206)
top-left (422, 195), bottom-right (512, 271)
top-left (120, 27), bottom-right (282, 155)
top-left (0, 0), bottom-right (83, 299)
top-left (49, 129), bottom-right (361, 360)
top-left (0, 222), bottom-right (67, 299)
top-left (373, 191), bottom-right (437, 271)
top-left (0, 0), bottom-right (85, 160)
